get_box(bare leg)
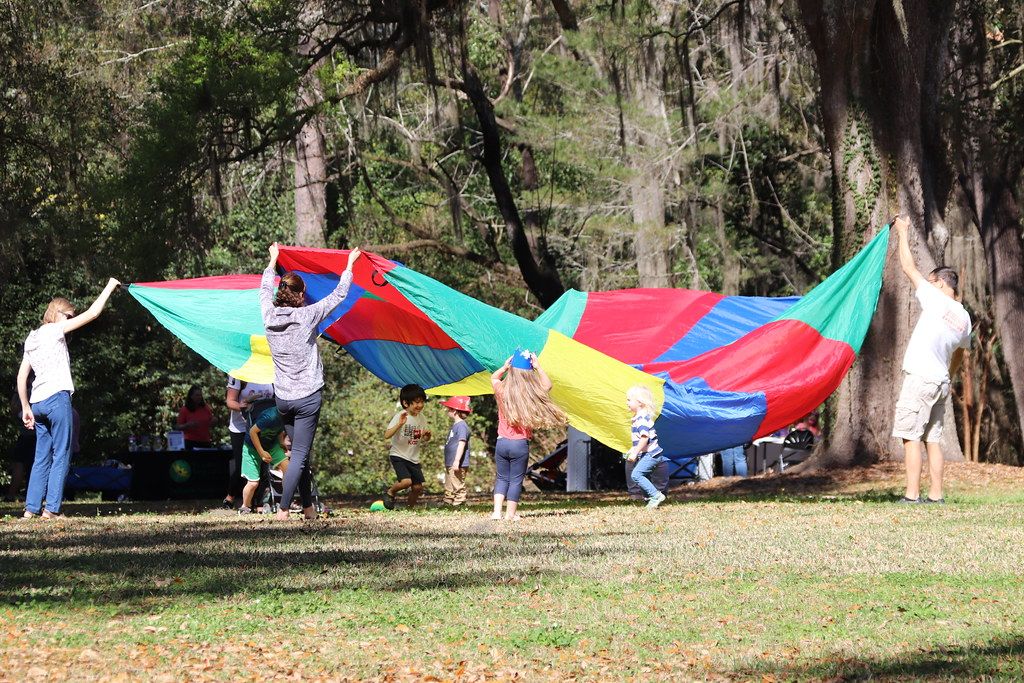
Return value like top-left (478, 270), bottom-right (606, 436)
top-left (925, 441), bottom-right (944, 501)
top-left (492, 494), bottom-right (504, 519)
top-left (903, 439), bottom-right (923, 500)
top-left (407, 483), bottom-right (423, 507)
top-left (241, 480), bottom-right (258, 509)
top-left (504, 500), bottom-right (519, 520)
top-left (302, 505), bottom-right (317, 520)
top-left (388, 478), bottom-right (413, 498)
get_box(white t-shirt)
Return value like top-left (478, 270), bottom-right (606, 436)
top-left (23, 323), bottom-right (74, 404)
top-left (902, 283), bottom-right (972, 382)
top-left (388, 410), bottom-right (429, 463)
top-left (226, 377), bottom-right (275, 433)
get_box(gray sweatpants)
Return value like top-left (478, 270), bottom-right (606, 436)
top-left (275, 389), bottom-right (322, 509)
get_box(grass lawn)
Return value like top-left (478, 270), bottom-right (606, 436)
top-left (2, 461), bottom-right (1024, 681)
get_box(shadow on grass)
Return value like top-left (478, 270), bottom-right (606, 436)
top-left (0, 460), bottom-right (914, 519)
top-left (735, 633), bottom-right (1024, 680)
top-left (0, 518), bottom-right (616, 609)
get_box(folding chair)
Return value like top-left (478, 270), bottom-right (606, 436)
top-left (777, 429), bottom-right (815, 472)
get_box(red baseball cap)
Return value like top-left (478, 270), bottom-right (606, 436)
top-left (439, 396), bottom-right (472, 413)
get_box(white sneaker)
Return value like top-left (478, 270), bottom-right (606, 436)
top-left (645, 492), bottom-right (667, 509)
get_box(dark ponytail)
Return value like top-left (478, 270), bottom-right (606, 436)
top-left (274, 272), bottom-right (306, 307)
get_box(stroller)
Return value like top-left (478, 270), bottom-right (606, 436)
top-left (264, 462), bottom-right (326, 514)
top-left (244, 401), bottom-right (324, 515)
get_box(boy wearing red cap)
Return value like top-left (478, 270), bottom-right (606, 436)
top-left (440, 396), bottom-right (472, 506)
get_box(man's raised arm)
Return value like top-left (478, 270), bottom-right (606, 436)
top-left (894, 215), bottom-right (926, 288)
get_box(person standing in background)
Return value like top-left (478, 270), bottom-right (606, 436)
top-left (222, 376), bottom-right (274, 509)
top-left (176, 385), bottom-right (213, 449)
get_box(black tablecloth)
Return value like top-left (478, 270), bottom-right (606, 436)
top-left (121, 449), bottom-right (231, 501)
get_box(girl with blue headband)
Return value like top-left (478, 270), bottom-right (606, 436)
top-left (489, 349), bottom-right (566, 520)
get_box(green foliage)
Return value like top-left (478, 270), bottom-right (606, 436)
top-left (5, 0), bottom-right (1018, 484)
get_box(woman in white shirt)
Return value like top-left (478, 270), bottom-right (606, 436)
top-left (17, 278), bottom-right (119, 519)
top-left (223, 376), bottom-right (274, 509)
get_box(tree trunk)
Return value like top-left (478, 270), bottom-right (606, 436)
top-left (978, 182), bottom-right (1024, 439)
top-left (294, 1), bottom-right (328, 247)
top-left (548, 0), bottom-right (578, 31)
top-left (797, 0), bottom-right (963, 468)
top-left (950, 1), bottom-right (1024, 446)
top-left (716, 126), bottom-right (741, 295)
top-left (627, 2), bottom-right (674, 288)
top-left (461, 66), bottom-right (565, 307)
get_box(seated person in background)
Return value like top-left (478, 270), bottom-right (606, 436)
top-left (793, 413), bottom-right (821, 440)
top-left (239, 404), bottom-right (289, 514)
top-left (176, 385), bottom-right (213, 449)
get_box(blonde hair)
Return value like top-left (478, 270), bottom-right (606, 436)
top-left (627, 385), bottom-right (657, 415)
top-left (496, 367), bottom-right (567, 430)
top-left (42, 297), bottom-right (75, 324)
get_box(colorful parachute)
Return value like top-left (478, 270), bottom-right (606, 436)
top-left (129, 227), bottom-right (889, 456)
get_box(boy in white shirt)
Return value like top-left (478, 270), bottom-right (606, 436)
top-left (891, 216), bottom-right (972, 504)
top-left (382, 384), bottom-right (431, 509)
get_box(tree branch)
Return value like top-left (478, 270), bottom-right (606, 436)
top-left (359, 164), bottom-right (512, 273)
top-left (461, 63), bottom-right (565, 306)
top-left (640, 0), bottom-right (743, 42)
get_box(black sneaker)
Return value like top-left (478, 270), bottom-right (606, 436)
top-left (923, 497), bottom-right (945, 504)
top-left (897, 496), bottom-right (922, 504)
top-left (221, 497), bottom-right (234, 510)
top-left (382, 492), bottom-right (396, 510)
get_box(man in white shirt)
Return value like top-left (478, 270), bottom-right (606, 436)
top-left (891, 216), bottom-right (972, 504)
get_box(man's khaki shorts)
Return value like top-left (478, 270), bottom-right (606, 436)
top-left (892, 373), bottom-right (950, 443)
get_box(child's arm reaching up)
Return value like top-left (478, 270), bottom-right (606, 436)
top-left (530, 354), bottom-right (553, 392)
top-left (491, 357), bottom-right (512, 392)
top-left (384, 411), bottom-right (407, 440)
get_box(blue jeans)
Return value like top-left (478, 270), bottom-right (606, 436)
top-left (630, 452), bottom-right (666, 498)
top-left (494, 438), bottom-right (530, 502)
top-left (721, 446), bottom-right (747, 477)
top-left (26, 391), bottom-right (73, 515)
